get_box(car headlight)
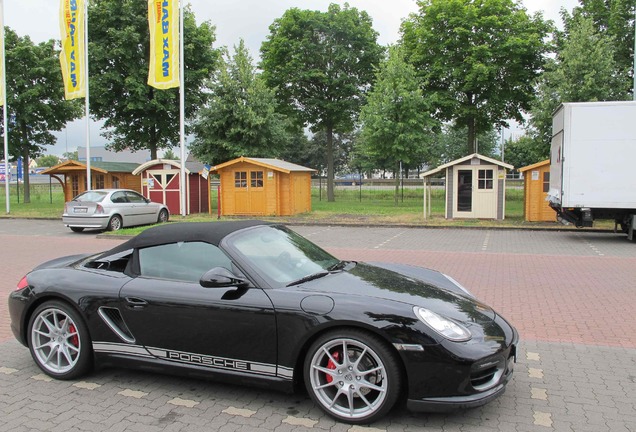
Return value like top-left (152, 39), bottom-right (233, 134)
top-left (413, 307), bottom-right (472, 342)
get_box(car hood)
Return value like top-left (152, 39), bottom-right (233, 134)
top-left (304, 262), bottom-right (496, 325)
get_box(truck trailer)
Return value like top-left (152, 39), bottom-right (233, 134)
top-left (548, 101), bottom-right (636, 240)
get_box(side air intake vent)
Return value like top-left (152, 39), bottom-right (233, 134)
top-left (98, 307), bottom-right (135, 343)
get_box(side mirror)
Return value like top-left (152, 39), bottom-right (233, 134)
top-left (200, 267), bottom-right (248, 288)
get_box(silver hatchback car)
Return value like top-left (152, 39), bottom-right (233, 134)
top-left (63, 189), bottom-right (170, 232)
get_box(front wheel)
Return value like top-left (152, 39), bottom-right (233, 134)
top-left (27, 301), bottom-right (93, 380)
top-left (304, 329), bottom-right (402, 424)
top-left (107, 215), bottom-right (122, 231)
top-left (157, 208), bottom-right (169, 223)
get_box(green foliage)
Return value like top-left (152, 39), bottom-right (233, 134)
top-left (191, 41), bottom-right (292, 165)
top-left (62, 151), bottom-right (79, 161)
top-left (162, 149), bottom-right (178, 160)
top-left (88, 0), bottom-right (220, 160)
top-left (570, 0), bottom-right (634, 95)
top-left (401, 0), bottom-right (550, 151)
top-left (36, 155), bottom-right (60, 168)
top-left (1, 28), bottom-right (83, 202)
top-left (527, 13), bottom-right (627, 148)
top-left (260, 3), bottom-right (383, 201)
top-left (358, 46), bottom-right (437, 202)
top-left (503, 135), bottom-right (547, 170)
top-left (431, 124), bottom-right (500, 165)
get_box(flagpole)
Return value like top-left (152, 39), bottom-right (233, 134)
top-left (179, 0), bottom-right (186, 217)
top-left (84, 0), bottom-right (91, 190)
top-left (1, 0), bottom-right (9, 214)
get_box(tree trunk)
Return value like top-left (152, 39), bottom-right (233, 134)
top-left (394, 164), bottom-right (400, 206)
top-left (21, 147), bottom-right (31, 204)
top-left (467, 116), bottom-right (477, 154)
top-left (326, 125), bottom-right (335, 202)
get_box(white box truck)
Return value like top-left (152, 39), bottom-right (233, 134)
top-left (548, 101), bottom-right (636, 240)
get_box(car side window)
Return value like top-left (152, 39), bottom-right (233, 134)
top-left (138, 241), bottom-right (233, 283)
top-left (126, 191), bottom-right (146, 203)
top-left (111, 191), bottom-right (128, 204)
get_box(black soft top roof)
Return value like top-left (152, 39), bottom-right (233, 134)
top-left (102, 220), bottom-right (273, 257)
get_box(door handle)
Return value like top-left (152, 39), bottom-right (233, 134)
top-left (125, 297), bottom-right (148, 310)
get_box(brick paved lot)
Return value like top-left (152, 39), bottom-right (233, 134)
top-left (1, 220), bottom-right (635, 431)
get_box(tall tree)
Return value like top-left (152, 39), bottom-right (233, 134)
top-left (1, 28), bottom-right (82, 203)
top-left (190, 40), bottom-right (292, 165)
top-left (358, 46), bottom-right (437, 203)
top-left (88, 0), bottom-right (219, 160)
top-left (401, 0), bottom-right (550, 152)
top-left (260, 3), bottom-right (383, 201)
top-left (527, 13), bottom-right (626, 155)
top-left (570, 0), bottom-right (634, 95)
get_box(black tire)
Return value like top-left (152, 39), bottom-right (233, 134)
top-left (157, 209), bottom-right (169, 223)
top-left (70, 227), bottom-right (84, 233)
top-left (107, 215), bottom-right (123, 231)
top-left (27, 301), bottom-right (93, 380)
top-left (303, 329), bottom-right (402, 424)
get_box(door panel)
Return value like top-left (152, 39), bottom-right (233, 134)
top-left (456, 169), bottom-right (474, 216)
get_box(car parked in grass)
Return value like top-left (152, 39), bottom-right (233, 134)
top-left (9, 221), bottom-right (518, 424)
top-left (62, 189), bottom-right (169, 232)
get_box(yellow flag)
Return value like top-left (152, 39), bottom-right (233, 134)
top-left (59, 0), bottom-right (86, 100)
top-left (148, 0), bottom-right (180, 90)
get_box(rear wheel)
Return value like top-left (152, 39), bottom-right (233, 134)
top-left (27, 301), bottom-right (93, 380)
top-left (304, 329), bottom-right (402, 424)
top-left (157, 209), bottom-right (169, 223)
top-left (107, 215), bottom-right (122, 231)
top-left (69, 227), bottom-right (84, 233)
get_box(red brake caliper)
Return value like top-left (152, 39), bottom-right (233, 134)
top-left (69, 324), bottom-right (79, 347)
top-left (325, 351), bottom-right (340, 383)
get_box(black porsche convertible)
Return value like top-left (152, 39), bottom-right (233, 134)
top-left (9, 221), bottom-right (518, 424)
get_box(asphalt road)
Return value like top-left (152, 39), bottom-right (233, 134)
top-left (1, 219), bottom-right (635, 431)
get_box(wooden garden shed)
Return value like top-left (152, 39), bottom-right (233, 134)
top-left (212, 157), bottom-right (315, 216)
top-left (41, 160), bottom-right (141, 202)
top-left (422, 153), bottom-right (513, 220)
top-left (518, 160), bottom-right (555, 222)
top-left (132, 156), bottom-right (209, 215)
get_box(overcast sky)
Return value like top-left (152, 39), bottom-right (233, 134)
top-left (3, 0), bottom-right (579, 156)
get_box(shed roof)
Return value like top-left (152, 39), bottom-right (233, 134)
top-left (132, 158), bottom-right (205, 175)
top-left (212, 156), bottom-right (316, 174)
top-left (421, 153), bottom-right (514, 178)
top-left (518, 159), bottom-right (550, 172)
top-left (41, 160), bottom-right (140, 175)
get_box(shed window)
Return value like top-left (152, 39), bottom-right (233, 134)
top-left (94, 174), bottom-right (105, 189)
top-left (112, 176), bottom-right (120, 188)
top-left (543, 172), bottom-right (550, 193)
top-left (478, 169), bottom-right (493, 190)
top-left (71, 175), bottom-right (80, 197)
top-left (234, 172), bottom-right (247, 188)
top-left (251, 171), bottom-right (264, 188)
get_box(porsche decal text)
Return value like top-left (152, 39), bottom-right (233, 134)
top-left (166, 351), bottom-right (249, 371)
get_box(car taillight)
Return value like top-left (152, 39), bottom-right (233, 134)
top-left (16, 276), bottom-right (29, 291)
top-left (95, 204), bottom-right (104, 214)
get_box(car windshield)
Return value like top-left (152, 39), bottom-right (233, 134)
top-left (73, 191), bottom-right (108, 202)
top-left (226, 225), bottom-right (340, 287)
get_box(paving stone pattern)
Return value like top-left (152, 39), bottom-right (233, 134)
top-left (1, 220), bottom-right (635, 431)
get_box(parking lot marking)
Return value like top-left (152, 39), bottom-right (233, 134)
top-left (348, 426), bottom-right (386, 432)
top-left (118, 389), bottom-right (148, 399)
top-left (168, 397), bottom-right (199, 408)
top-left (373, 231), bottom-right (406, 249)
top-left (529, 368), bottom-right (544, 379)
top-left (31, 374), bottom-right (52, 382)
top-left (526, 352), bottom-right (541, 361)
top-left (481, 231), bottom-right (491, 251)
top-left (0, 367), bottom-right (18, 374)
top-left (531, 388), bottom-right (548, 401)
top-left (73, 381), bottom-right (102, 390)
top-left (223, 406), bottom-right (256, 418)
top-left (533, 411), bottom-right (553, 428)
top-left (282, 416), bottom-right (318, 427)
